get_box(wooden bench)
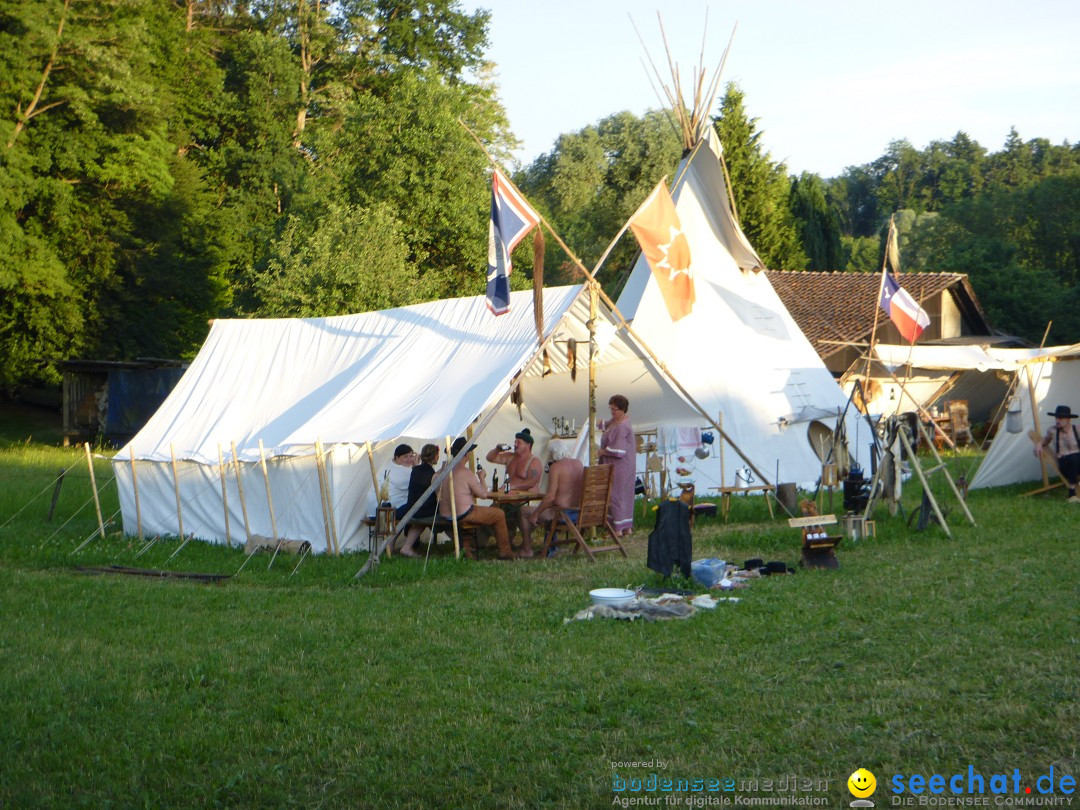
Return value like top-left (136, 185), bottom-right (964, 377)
top-left (787, 513), bottom-right (841, 569)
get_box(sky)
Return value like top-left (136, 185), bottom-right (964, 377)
top-left (463, 0), bottom-right (1080, 178)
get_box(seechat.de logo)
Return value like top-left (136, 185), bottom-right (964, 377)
top-left (848, 768), bottom-right (877, 807)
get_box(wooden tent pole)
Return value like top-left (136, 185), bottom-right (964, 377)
top-left (321, 440), bottom-right (341, 556)
top-left (257, 439), bottom-right (280, 543)
top-left (230, 441), bottom-right (252, 541)
top-left (169, 443), bottom-right (184, 541)
top-left (85, 442), bottom-right (105, 542)
top-left (588, 284), bottom-right (599, 466)
top-left (364, 440), bottom-right (384, 559)
top-left (1028, 364), bottom-right (1051, 490)
top-left (217, 443), bottom-right (231, 547)
top-left (314, 438), bottom-right (334, 556)
top-left (445, 435), bottom-right (461, 559)
top-left (257, 440), bottom-right (284, 571)
top-left (897, 427), bottom-right (951, 539)
top-left (129, 445), bottom-right (143, 543)
top-left (862, 216), bottom-right (893, 387)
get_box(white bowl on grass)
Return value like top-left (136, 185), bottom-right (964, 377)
top-left (589, 588), bottom-right (636, 607)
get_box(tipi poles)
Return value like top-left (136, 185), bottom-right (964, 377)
top-left (129, 446), bottom-right (143, 543)
top-left (217, 443), bottom-right (231, 547)
top-left (231, 441), bottom-right (253, 542)
top-left (464, 121), bottom-right (772, 485)
top-left (85, 443), bottom-right (105, 542)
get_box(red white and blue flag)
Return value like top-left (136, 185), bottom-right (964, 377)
top-left (487, 169), bottom-right (540, 316)
top-left (879, 270), bottom-right (930, 343)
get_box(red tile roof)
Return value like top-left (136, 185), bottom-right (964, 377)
top-left (764, 271), bottom-right (988, 358)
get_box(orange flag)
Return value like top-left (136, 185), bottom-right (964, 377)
top-left (629, 182), bottom-right (694, 321)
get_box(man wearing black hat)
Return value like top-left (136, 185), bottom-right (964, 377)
top-left (438, 437), bottom-right (516, 559)
top-left (485, 428), bottom-right (543, 492)
top-left (485, 428), bottom-right (544, 551)
top-left (1037, 405), bottom-right (1080, 502)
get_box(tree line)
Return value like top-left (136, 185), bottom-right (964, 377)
top-left (523, 86), bottom-right (1080, 344)
top-left (2, 1), bottom-right (1077, 392)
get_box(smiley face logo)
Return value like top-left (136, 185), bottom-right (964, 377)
top-left (848, 768), bottom-right (877, 798)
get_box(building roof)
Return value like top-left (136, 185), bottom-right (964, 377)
top-left (764, 270), bottom-right (991, 359)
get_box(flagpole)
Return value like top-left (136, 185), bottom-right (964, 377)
top-left (589, 178), bottom-right (666, 277)
top-left (459, 119), bottom-right (775, 486)
top-left (861, 215), bottom-right (895, 400)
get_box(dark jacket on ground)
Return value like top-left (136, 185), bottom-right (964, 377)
top-left (647, 499), bottom-right (692, 578)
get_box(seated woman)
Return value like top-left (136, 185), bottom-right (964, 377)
top-left (398, 443), bottom-right (441, 558)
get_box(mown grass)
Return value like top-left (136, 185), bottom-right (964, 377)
top-left (0, 433), bottom-right (1077, 809)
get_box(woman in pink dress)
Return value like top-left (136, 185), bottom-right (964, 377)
top-left (599, 394), bottom-right (635, 536)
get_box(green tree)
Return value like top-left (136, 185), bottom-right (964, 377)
top-left (712, 84), bottom-right (806, 269)
top-left (519, 110), bottom-right (682, 289)
top-left (790, 172), bottom-right (842, 270)
top-left (0, 0), bottom-right (187, 385)
top-left (255, 201), bottom-right (423, 315)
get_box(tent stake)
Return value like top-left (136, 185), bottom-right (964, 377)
top-left (169, 444), bottom-right (184, 541)
top-left (129, 446), bottom-right (143, 542)
top-left (85, 443), bottom-right (105, 543)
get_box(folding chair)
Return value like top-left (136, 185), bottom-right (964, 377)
top-left (540, 464), bottom-right (628, 561)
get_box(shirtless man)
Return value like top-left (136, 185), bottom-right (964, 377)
top-left (518, 443), bottom-right (584, 557)
top-left (438, 437), bottom-right (515, 560)
top-left (485, 428), bottom-right (543, 491)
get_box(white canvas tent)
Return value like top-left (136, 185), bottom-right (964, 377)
top-left (112, 285), bottom-right (725, 553)
top-left (615, 129), bottom-right (871, 488)
top-left (968, 345), bottom-right (1080, 490)
top-left (851, 343), bottom-right (1016, 425)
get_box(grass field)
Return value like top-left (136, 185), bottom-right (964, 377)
top-left (0, 407), bottom-right (1077, 809)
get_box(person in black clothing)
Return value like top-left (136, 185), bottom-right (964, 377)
top-left (398, 443), bottom-right (441, 557)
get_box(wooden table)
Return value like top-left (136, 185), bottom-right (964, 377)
top-left (708, 484), bottom-right (776, 520)
top-left (485, 490), bottom-right (542, 505)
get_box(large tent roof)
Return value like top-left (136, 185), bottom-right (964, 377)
top-left (118, 285), bottom-right (703, 466)
top-left (872, 343), bottom-right (1080, 372)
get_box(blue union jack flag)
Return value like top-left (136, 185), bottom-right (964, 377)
top-left (486, 169), bottom-right (540, 315)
